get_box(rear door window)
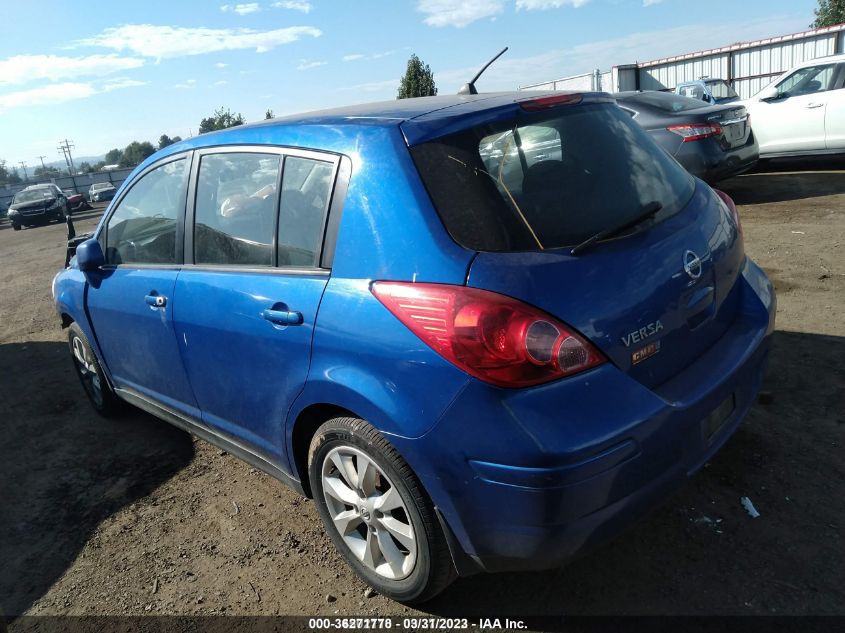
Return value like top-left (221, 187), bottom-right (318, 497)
top-left (194, 152), bottom-right (281, 267)
top-left (277, 156), bottom-right (334, 268)
top-left (411, 102), bottom-right (695, 251)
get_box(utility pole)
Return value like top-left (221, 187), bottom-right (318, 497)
top-left (19, 161), bottom-right (28, 181)
top-left (57, 139), bottom-right (76, 174)
top-left (37, 155), bottom-right (48, 171)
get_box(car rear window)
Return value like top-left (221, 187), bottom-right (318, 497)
top-left (410, 102), bottom-right (695, 251)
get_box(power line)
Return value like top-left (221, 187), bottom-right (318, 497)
top-left (36, 155), bottom-right (47, 170)
top-left (19, 161), bottom-right (28, 180)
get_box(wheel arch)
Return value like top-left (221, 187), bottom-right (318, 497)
top-left (290, 402), bottom-right (358, 498)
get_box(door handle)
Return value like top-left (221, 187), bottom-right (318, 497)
top-left (145, 294), bottom-right (167, 308)
top-left (804, 103), bottom-right (824, 109)
top-left (261, 308), bottom-right (303, 326)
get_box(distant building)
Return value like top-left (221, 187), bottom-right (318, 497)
top-left (521, 22), bottom-right (845, 99)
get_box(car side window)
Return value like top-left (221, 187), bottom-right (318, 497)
top-left (777, 65), bottom-right (835, 97)
top-left (105, 158), bottom-right (188, 266)
top-left (194, 152), bottom-right (281, 267)
top-left (277, 156), bottom-right (334, 268)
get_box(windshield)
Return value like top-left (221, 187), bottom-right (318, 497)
top-left (411, 102), bottom-right (695, 251)
top-left (92, 183), bottom-right (112, 191)
top-left (708, 81), bottom-right (738, 99)
top-left (14, 189), bottom-right (54, 204)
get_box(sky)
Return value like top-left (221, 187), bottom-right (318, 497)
top-left (0, 0), bottom-right (820, 167)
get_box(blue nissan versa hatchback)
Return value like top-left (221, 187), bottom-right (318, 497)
top-left (53, 91), bottom-right (775, 603)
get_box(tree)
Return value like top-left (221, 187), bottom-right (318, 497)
top-left (0, 160), bottom-right (23, 185)
top-left (812, 0), bottom-right (845, 27)
top-left (34, 165), bottom-right (62, 178)
top-left (397, 54), bottom-right (437, 99)
top-left (158, 134), bottom-right (182, 150)
top-left (104, 148), bottom-right (124, 165)
top-left (199, 107), bottom-right (245, 134)
top-left (78, 161), bottom-right (94, 174)
top-left (265, 109), bottom-right (275, 119)
top-left (120, 141), bottom-right (156, 168)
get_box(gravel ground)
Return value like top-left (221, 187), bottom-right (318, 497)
top-left (1, 160), bottom-right (843, 620)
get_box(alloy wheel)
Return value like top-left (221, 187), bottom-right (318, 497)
top-left (321, 445), bottom-right (417, 580)
top-left (71, 335), bottom-right (103, 408)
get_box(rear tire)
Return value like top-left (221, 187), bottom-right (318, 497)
top-left (308, 417), bottom-right (455, 603)
top-left (12, 223), bottom-right (21, 231)
top-left (67, 322), bottom-right (122, 417)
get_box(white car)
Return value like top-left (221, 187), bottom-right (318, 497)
top-left (743, 53), bottom-right (845, 158)
top-left (88, 182), bottom-right (117, 202)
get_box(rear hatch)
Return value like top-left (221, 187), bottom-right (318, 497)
top-left (408, 95), bottom-right (745, 390)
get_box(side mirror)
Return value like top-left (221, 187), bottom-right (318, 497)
top-left (76, 238), bottom-right (105, 272)
top-left (759, 85), bottom-right (780, 101)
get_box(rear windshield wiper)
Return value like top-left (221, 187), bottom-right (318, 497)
top-left (570, 201), bottom-right (662, 256)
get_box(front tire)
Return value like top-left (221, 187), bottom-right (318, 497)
top-left (308, 417), bottom-right (455, 603)
top-left (67, 322), bottom-right (122, 417)
top-left (12, 222), bottom-right (21, 231)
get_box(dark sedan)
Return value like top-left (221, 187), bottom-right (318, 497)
top-left (613, 91), bottom-right (758, 183)
top-left (7, 184), bottom-right (69, 230)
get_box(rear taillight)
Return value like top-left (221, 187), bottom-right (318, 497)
top-left (714, 189), bottom-right (743, 240)
top-left (371, 282), bottom-right (605, 388)
top-left (667, 123), bottom-right (722, 142)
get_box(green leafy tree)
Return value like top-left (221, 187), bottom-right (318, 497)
top-left (812, 0), bottom-right (845, 27)
top-left (78, 161), bottom-right (94, 173)
top-left (199, 107), bottom-right (245, 134)
top-left (158, 134), bottom-right (182, 150)
top-left (93, 161), bottom-right (107, 171)
top-left (397, 54), bottom-right (437, 99)
top-left (120, 141), bottom-right (156, 168)
top-left (265, 109), bottom-right (275, 119)
top-left (104, 148), bottom-right (124, 165)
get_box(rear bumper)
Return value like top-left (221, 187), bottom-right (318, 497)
top-left (675, 132), bottom-right (759, 183)
top-left (390, 258), bottom-right (775, 574)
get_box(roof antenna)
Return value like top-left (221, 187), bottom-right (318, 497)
top-left (458, 47), bottom-right (508, 95)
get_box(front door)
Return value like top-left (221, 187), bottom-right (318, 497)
top-left (86, 156), bottom-right (198, 417)
top-left (174, 150), bottom-right (339, 464)
top-left (752, 63), bottom-right (837, 155)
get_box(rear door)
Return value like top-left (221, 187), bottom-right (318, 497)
top-left (751, 63), bottom-right (836, 154)
top-left (173, 147), bottom-right (342, 463)
top-left (87, 155), bottom-right (199, 416)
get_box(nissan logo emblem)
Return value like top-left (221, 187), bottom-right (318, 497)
top-left (684, 250), bottom-right (703, 280)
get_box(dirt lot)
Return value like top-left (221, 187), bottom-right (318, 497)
top-left (1, 160), bottom-right (843, 620)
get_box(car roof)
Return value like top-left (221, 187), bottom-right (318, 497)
top-left (138, 91), bottom-right (609, 166)
top-left (791, 52), bottom-right (845, 68)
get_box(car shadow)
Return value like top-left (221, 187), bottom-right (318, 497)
top-left (719, 156), bottom-right (845, 205)
top-left (420, 329), bottom-right (845, 616)
top-left (0, 340), bottom-right (195, 617)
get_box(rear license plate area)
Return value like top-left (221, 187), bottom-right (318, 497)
top-left (725, 123), bottom-right (745, 143)
top-left (704, 393), bottom-right (735, 441)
